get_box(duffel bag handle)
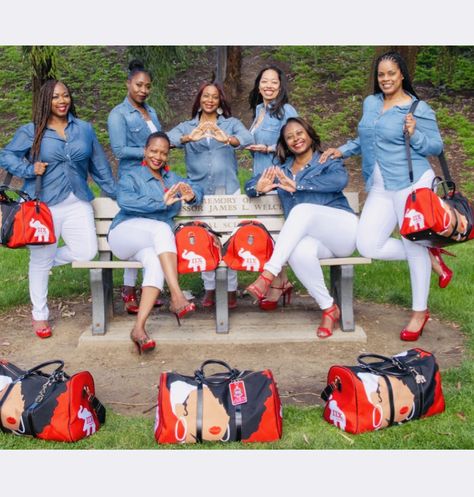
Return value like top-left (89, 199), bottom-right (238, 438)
top-left (195, 359), bottom-right (240, 384)
top-left (357, 353), bottom-right (411, 377)
top-left (24, 360), bottom-right (65, 377)
top-left (0, 184), bottom-right (32, 202)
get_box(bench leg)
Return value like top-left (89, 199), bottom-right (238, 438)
top-left (215, 266), bottom-right (229, 334)
top-left (90, 268), bottom-right (113, 335)
top-left (330, 264), bottom-right (355, 332)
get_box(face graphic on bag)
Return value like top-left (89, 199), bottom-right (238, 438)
top-left (171, 381), bottom-right (230, 442)
top-left (0, 376), bottom-right (25, 432)
top-left (357, 373), bottom-right (415, 429)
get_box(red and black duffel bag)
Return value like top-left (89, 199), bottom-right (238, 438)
top-left (174, 221), bottom-right (222, 274)
top-left (0, 359), bottom-right (105, 442)
top-left (321, 348), bottom-right (445, 434)
top-left (155, 359), bottom-right (282, 444)
top-left (222, 220), bottom-right (274, 272)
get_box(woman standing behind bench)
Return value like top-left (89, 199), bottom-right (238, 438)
top-left (245, 117), bottom-right (358, 338)
top-left (319, 51), bottom-right (444, 342)
top-left (108, 132), bottom-right (203, 354)
top-left (0, 80), bottom-right (116, 339)
top-left (108, 60), bottom-right (162, 315)
top-left (168, 81), bottom-right (253, 310)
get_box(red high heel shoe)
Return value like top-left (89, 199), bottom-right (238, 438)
top-left (259, 281), bottom-right (294, 311)
top-left (428, 248), bottom-right (455, 289)
top-left (130, 331), bottom-right (156, 354)
top-left (122, 287), bottom-right (139, 314)
top-left (32, 320), bottom-right (52, 339)
top-left (246, 273), bottom-right (273, 302)
top-left (400, 310), bottom-right (430, 342)
top-left (316, 303), bottom-right (340, 339)
top-left (201, 290), bottom-right (215, 308)
top-left (170, 302), bottom-right (196, 326)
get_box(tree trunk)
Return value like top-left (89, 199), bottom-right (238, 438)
top-left (23, 47), bottom-right (58, 111)
top-left (223, 46), bottom-right (242, 100)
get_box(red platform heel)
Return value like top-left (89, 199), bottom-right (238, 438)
top-left (316, 303), bottom-right (340, 339)
top-left (130, 331), bottom-right (156, 354)
top-left (122, 287), bottom-right (139, 314)
top-left (259, 281), bottom-right (294, 311)
top-left (246, 273), bottom-right (273, 302)
top-left (428, 248), bottom-right (455, 289)
top-left (32, 320), bottom-right (52, 339)
top-left (170, 302), bottom-right (196, 326)
top-left (400, 310), bottom-right (430, 342)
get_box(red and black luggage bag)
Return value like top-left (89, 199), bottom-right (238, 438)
top-left (0, 359), bottom-right (105, 442)
top-left (321, 349), bottom-right (445, 434)
top-left (155, 359), bottom-right (282, 444)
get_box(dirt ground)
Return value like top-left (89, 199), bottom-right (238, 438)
top-left (0, 291), bottom-right (466, 418)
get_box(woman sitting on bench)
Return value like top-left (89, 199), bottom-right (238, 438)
top-left (245, 117), bottom-right (358, 338)
top-left (108, 132), bottom-right (203, 354)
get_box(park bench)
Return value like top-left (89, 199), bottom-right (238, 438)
top-left (72, 193), bottom-right (371, 335)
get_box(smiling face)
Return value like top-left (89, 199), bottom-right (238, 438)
top-left (377, 59), bottom-right (404, 98)
top-left (199, 85), bottom-right (220, 115)
top-left (50, 82), bottom-right (71, 119)
top-left (283, 121), bottom-right (312, 156)
top-left (127, 71), bottom-right (152, 106)
top-left (259, 68), bottom-right (281, 105)
top-left (144, 136), bottom-right (169, 171)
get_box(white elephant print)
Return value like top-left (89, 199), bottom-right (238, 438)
top-left (181, 249), bottom-right (207, 272)
top-left (404, 208), bottom-right (425, 231)
top-left (238, 248), bottom-right (260, 271)
top-left (328, 398), bottom-right (346, 431)
top-left (78, 405), bottom-right (96, 436)
top-left (29, 218), bottom-right (50, 242)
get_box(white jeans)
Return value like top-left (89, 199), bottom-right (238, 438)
top-left (264, 203), bottom-right (358, 309)
top-left (108, 218), bottom-right (177, 291)
top-left (356, 165), bottom-right (435, 311)
top-left (29, 193), bottom-right (98, 320)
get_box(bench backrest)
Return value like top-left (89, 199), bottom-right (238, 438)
top-left (92, 193), bottom-right (360, 253)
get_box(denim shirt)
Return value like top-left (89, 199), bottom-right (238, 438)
top-left (249, 102), bottom-right (298, 175)
top-left (167, 115), bottom-right (253, 194)
top-left (245, 152), bottom-right (354, 218)
top-left (107, 97), bottom-right (162, 176)
top-left (0, 114), bottom-right (116, 205)
top-left (110, 163), bottom-right (203, 231)
top-left (338, 93), bottom-right (443, 191)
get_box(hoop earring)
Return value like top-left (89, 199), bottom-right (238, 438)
top-left (217, 107), bottom-right (223, 115)
top-left (198, 107), bottom-right (202, 113)
top-left (372, 404), bottom-right (383, 430)
top-left (175, 416), bottom-right (187, 442)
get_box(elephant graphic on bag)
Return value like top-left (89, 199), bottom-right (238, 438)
top-left (29, 218), bottom-right (50, 242)
top-left (328, 398), bottom-right (346, 431)
top-left (404, 208), bottom-right (425, 231)
top-left (181, 249), bottom-right (207, 272)
top-left (237, 248), bottom-right (260, 271)
top-left (78, 405), bottom-right (96, 436)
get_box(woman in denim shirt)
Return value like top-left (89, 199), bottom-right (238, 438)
top-left (108, 132), bottom-right (203, 354)
top-left (245, 117), bottom-right (358, 338)
top-left (168, 82), bottom-right (253, 309)
top-left (0, 80), bottom-right (116, 339)
top-left (246, 66), bottom-right (298, 175)
top-left (107, 60), bottom-right (162, 314)
top-left (320, 51), bottom-right (445, 341)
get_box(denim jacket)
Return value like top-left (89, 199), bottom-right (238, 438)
top-left (338, 93), bottom-right (443, 191)
top-left (110, 163), bottom-right (203, 231)
top-left (245, 152), bottom-right (354, 218)
top-left (0, 114), bottom-right (116, 205)
top-left (167, 115), bottom-right (253, 194)
top-left (249, 102), bottom-right (298, 175)
top-left (107, 97), bottom-right (162, 176)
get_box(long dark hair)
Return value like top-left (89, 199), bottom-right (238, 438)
top-left (31, 79), bottom-right (77, 162)
top-left (127, 59), bottom-right (153, 82)
top-left (248, 66), bottom-right (290, 119)
top-left (191, 82), bottom-right (232, 119)
top-left (373, 51), bottom-right (419, 99)
top-left (276, 117), bottom-right (322, 164)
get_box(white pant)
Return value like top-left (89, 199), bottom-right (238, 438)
top-left (108, 218), bottom-right (177, 291)
top-left (356, 165), bottom-right (435, 311)
top-left (29, 193), bottom-right (98, 320)
top-left (202, 268), bottom-right (238, 291)
top-left (264, 203), bottom-right (358, 309)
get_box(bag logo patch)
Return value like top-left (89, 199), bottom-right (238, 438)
top-left (404, 208), bottom-right (425, 230)
top-left (328, 398), bottom-right (346, 431)
top-left (229, 380), bottom-right (248, 406)
top-left (181, 249), bottom-right (207, 272)
top-left (78, 405), bottom-right (96, 436)
top-left (29, 218), bottom-right (50, 242)
top-left (237, 248), bottom-right (260, 272)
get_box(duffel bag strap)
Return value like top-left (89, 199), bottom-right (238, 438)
top-left (320, 377), bottom-right (342, 402)
top-left (20, 360), bottom-right (65, 380)
top-left (404, 99), bottom-right (420, 189)
top-left (195, 359), bottom-right (240, 385)
top-left (357, 353), bottom-right (412, 377)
